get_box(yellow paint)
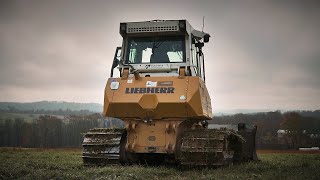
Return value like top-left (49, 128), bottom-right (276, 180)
top-left (103, 75), bottom-right (212, 153)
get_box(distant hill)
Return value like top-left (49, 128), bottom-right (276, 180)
top-left (214, 109), bottom-right (278, 116)
top-left (0, 101), bottom-right (103, 112)
top-left (214, 109), bottom-right (320, 117)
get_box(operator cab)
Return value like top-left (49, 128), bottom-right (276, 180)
top-left (111, 20), bottom-right (210, 81)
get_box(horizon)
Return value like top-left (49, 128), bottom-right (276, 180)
top-left (1, 0), bottom-right (320, 110)
top-left (1, 100), bottom-right (318, 114)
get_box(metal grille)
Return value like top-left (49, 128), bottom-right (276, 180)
top-left (127, 26), bottom-right (178, 33)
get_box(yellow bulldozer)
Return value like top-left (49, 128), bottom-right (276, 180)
top-left (82, 20), bottom-right (257, 166)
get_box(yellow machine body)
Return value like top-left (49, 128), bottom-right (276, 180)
top-left (103, 76), bottom-right (212, 154)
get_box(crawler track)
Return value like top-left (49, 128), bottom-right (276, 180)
top-left (178, 129), bottom-right (244, 166)
top-left (82, 128), bottom-right (125, 165)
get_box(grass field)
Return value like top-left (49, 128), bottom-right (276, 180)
top-left (1, 148), bottom-right (320, 180)
top-left (0, 113), bottom-right (40, 123)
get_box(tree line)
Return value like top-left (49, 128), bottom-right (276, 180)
top-left (0, 113), bottom-right (123, 148)
top-left (0, 101), bottom-right (102, 113)
top-left (0, 110), bottom-right (319, 149)
top-left (212, 110), bottom-right (320, 149)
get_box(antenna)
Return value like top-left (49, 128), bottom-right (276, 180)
top-left (202, 16), bottom-right (205, 32)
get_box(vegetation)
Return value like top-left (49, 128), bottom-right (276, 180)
top-left (213, 111), bottom-right (320, 149)
top-left (0, 101), bottom-right (102, 113)
top-left (0, 112), bottom-right (40, 123)
top-left (1, 110), bottom-right (320, 149)
top-left (0, 148), bottom-right (319, 179)
top-left (0, 101), bottom-right (319, 149)
top-left (0, 114), bottom-right (123, 148)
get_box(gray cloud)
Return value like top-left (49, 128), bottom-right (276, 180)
top-left (0, 0), bottom-right (319, 111)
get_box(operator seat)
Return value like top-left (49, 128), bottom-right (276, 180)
top-left (150, 49), bottom-right (170, 63)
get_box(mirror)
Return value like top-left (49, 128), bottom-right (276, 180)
top-left (204, 34), bottom-right (210, 43)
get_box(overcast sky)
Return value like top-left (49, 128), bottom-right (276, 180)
top-left (0, 0), bottom-right (319, 112)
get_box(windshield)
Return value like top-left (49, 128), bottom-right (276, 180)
top-left (126, 36), bottom-right (185, 64)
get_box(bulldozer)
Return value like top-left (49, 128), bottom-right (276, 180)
top-left (82, 20), bottom-right (257, 166)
